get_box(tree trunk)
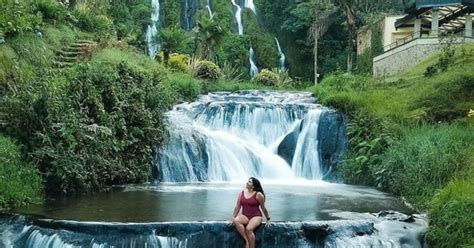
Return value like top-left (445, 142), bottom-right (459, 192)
top-left (314, 36), bottom-right (319, 85)
top-left (164, 51), bottom-right (170, 66)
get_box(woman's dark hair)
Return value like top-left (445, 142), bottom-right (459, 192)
top-left (250, 177), bottom-right (265, 198)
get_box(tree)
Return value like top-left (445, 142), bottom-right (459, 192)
top-left (194, 15), bottom-right (225, 59)
top-left (158, 27), bottom-right (192, 66)
top-left (309, 1), bottom-right (337, 84)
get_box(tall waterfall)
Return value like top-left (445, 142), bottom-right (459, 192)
top-left (249, 47), bottom-right (259, 77)
top-left (146, 0), bottom-right (160, 58)
top-left (244, 0), bottom-right (257, 15)
top-left (155, 91), bottom-right (331, 182)
top-left (181, 0), bottom-right (199, 31)
top-left (275, 38), bottom-right (286, 71)
top-left (230, 0), bottom-right (243, 35)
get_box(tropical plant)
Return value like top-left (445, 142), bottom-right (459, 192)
top-left (193, 60), bottom-right (222, 80)
top-left (194, 16), bottom-right (225, 59)
top-left (252, 69), bottom-right (279, 86)
top-left (158, 27), bottom-right (192, 66)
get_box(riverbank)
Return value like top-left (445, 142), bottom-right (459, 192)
top-left (307, 43), bottom-right (474, 247)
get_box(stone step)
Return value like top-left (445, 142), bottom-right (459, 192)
top-left (56, 56), bottom-right (79, 62)
top-left (56, 50), bottom-right (81, 57)
top-left (53, 61), bottom-right (74, 68)
top-left (62, 46), bottom-right (83, 52)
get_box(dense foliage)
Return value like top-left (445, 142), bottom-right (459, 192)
top-left (0, 135), bottom-right (42, 208)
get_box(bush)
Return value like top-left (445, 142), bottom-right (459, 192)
top-left (427, 179), bottom-right (474, 248)
top-left (73, 10), bottom-right (113, 36)
top-left (157, 52), bottom-right (190, 72)
top-left (194, 60), bottom-right (222, 80)
top-left (33, 0), bottom-right (67, 23)
top-left (0, 135), bottom-right (42, 208)
top-left (0, 46), bottom-right (18, 92)
top-left (0, 0), bottom-right (43, 37)
top-left (252, 69), bottom-right (278, 86)
top-left (166, 72), bottom-right (201, 101)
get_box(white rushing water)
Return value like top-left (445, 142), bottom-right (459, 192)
top-left (249, 47), bottom-right (259, 77)
top-left (245, 0), bottom-right (257, 15)
top-left (156, 91), bottom-right (326, 182)
top-left (230, 0), bottom-right (243, 35)
top-left (275, 38), bottom-right (286, 71)
top-left (146, 0), bottom-right (160, 58)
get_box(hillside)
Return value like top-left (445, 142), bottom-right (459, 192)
top-left (310, 43), bottom-right (474, 247)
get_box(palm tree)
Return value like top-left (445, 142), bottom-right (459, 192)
top-left (194, 16), bottom-right (225, 59)
top-left (158, 27), bottom-right (192, 66)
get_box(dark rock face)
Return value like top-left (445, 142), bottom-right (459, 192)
top-left (317, 110), bottom-right (348, 181)
top-left (277, 122), bottom-right (302, 165)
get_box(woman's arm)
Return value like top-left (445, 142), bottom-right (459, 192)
top-left (232, 192), bottom-right (242, 218)
top-left (256, 193), bottom-right (270, 220)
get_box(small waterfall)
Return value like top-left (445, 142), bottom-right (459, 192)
top-left (244, 0), bottom-right (257, 15)
top-left (230, 0), bottom-right (243, 35)
top-left (205, 0), bottom-right (213, 19)
top-left (275, 38), bottom-right (286, 71)
top-left (249, 47), bottom-right (259, 77)
top-left (146, 0), bottom-right (160, 58)
top-left (155, 91), bottom-right (335, 182)
top-left (291, 109), bottom-right (323, 179)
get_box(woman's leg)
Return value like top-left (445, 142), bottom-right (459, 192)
top-left (245, 217), bottom-right (262, 248)
top-left (233, 214), bottom-right (250, 247)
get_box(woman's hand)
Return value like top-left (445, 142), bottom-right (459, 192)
top-left (265, 219), bottom-right (271, 227)
top-left (230, 216), bottom-right (235, 226)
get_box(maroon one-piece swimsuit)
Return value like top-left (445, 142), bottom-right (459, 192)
top-left (240, 191), bottom-right (262, 219)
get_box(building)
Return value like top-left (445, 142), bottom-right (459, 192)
top-left (358, 0), bottom-right (474, 77)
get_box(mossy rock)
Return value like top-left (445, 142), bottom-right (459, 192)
top-left (195, 60), bottom-right (222, 80)
top-left (252, 69), bottom-right (278, 86)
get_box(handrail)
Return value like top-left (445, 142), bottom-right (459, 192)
top-left (383, 31), bottom-right (422, 52)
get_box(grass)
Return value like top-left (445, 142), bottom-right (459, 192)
top-left (0, 135), bottom-right (42, 208)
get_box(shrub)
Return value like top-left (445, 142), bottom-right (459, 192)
top-left (0, 0), bottom-right (43, 37)
top-left (0, 135), bottom-right (42, 208)
top-left (33, 0), bottom-right (67, 23)
top-left (166, 72), bottom-right (201, 101)
top-left (193, 60), bottom-right (222, 80)
top-left (157, 52), bottom-right (190, 72)
top-left (252, 69), bottom-right (278, 86)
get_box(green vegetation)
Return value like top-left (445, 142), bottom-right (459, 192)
top-left (0, 135), bottom-right (42, 208)
top-left (311, 43), bottom-right (474, 247)
top-left (252, 69), bottom-right (279, 86)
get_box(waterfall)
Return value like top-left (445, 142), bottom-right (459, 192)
top-left (205, 0), bottom-right (213, 19)
top-left (146, 0), bottom-right (160, 58)
top-left (275, 38), bottom-right (286, 71)
top-left (244, 0), bottom-right (257, 15)
top-left (155, 91), bottom-right (333, 182)
top-left (249, 47), bottom-right (259, 77)
top-left (181, 0), bottom-right (199, 31)
top-left (230, 0), bottom-right (243, 35)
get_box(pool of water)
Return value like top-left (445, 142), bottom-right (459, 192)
top-left (16, 180), bottom-right (414, 223)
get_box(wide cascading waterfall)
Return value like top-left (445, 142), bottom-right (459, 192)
top-left (275, 38), bottom-right (286, 71)
top-left (146, 0), bottom-right (160, 58)
top-left (155, 91), bottom-right (339, 182)
top-left (230, 0), bottom-right (243, 35)
top-left (249, 47), bottom-right (259, 77)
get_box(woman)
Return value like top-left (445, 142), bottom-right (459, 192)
top-left (231, 177), bottom-right (271, 248)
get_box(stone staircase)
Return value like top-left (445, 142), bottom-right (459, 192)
top-left (53, 39), bottom-right (96, 68)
